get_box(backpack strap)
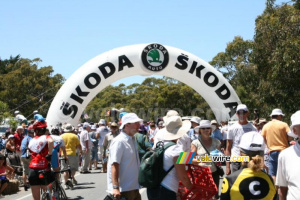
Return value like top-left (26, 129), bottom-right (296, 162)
top-left (163, 142), bottom-right (176, 173)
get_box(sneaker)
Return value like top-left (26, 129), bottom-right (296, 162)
top-left (64, 184), bottom-right (70, 190)
top-left (81, 171), bottom-right (91, 174)
top-left (24, 184), bottom-right (30, 191)
top-left (72, 179), bottom-right (78, 185)
top-left (66, 179), bottom-right (74, 189)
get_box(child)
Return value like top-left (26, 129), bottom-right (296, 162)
top-left (0, 154), bottom-right (14, 197)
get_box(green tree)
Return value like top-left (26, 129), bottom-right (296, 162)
top-left (210, 1), bottom-right (300, 120)
top-left (253, 3), bottom-right (300, 118)
top-left (0, 56), bottom-right (65, 118)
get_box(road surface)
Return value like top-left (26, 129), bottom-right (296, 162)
top-left (5, 166), bottom-right (225, 200)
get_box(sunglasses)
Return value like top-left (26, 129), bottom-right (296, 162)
top-left (200, 128), bottom-right (211, 130)
top-left (237, 111), bottom-right (248, 115)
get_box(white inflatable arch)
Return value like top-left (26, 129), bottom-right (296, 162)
top-left (47, 43), bottom-right (241, 126)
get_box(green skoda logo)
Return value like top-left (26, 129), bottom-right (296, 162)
top-left (141, 43), bottom-right (169, 71)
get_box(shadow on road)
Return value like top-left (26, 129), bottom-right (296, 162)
top-left (68, 196), bottom-right (84, 200)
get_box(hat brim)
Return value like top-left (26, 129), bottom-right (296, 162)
top-left (270, 113), bottom-right (285, 117)
top-left (162, 120), bottom-right (191, 141)
top-left (290, 123), bottom-right (300, 136)
top-left (120, 118), bottom-right (142, 129)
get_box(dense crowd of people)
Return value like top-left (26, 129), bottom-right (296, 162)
top-left (0, 105), bottom-right (299, 200)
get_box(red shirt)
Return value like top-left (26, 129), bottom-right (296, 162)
top-left (14, 132), bottom-right (24, 152)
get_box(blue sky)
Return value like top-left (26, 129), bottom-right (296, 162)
top-left (1, 0), bottom-right (286, 86)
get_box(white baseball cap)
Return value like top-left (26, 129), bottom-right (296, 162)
top-left (290, 111), bottom-right (300, 135)
top-left (270, 108), bottom-right (285, 117)
top-left (211, 120), bottom-right (218, 125)
top-left (99, 119), bottom-right (106, 125)
top-left (83, 122), bottom-right (90, 128)
top-left (120, 113), bottom-right (142, 129)
top-left (239, 131), bottom-right (265, 156)
top-left (236, 104), bottom-right (248, 112)
top-left (8, 135), bottom-right (15, 139)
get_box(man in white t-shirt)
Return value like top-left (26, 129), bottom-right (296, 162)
top-left (276, 111), bottom-right (300, 200)
top-left (225, 104), bottom-right (257, 175)
top-left (79, 122), bottom-right (92, 173)
top-left (107, 113), bottom-right (142, 200)
top-left (97, 119), bottom-right (109, 170)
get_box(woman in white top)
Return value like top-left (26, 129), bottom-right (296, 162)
top-left (191, 120), bottom-right (221, 199)
top-left (147, 115), bottom-right (193, 200)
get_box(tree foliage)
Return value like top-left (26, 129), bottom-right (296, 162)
top-left (0, 56), bottom-right (65, 118)
top-left (211, 1), bottom-right (300, 121)
top-left (85, 77), bottom-right (209, 122)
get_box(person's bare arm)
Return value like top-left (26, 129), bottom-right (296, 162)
top-left (111, 162), bottom-right (121, 199)
top-left (190, 144), bottom-right (199, 165)
top-left (174, 157), bottom-right (192, 190)
top-left (6, 142), bottom-right (15, 152)
top-left (278, 186), bottom-right (288, 200)
top-left (225, 140), bottom-right (232, 175)
top-left (47, 137), bottom-right (54, 155)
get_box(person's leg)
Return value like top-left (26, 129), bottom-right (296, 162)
top-left (121, 190), bottom-right (142, 200)
top-left (81, 150), bottom-right (91, 172)
top-left (231, 162), bottom-right (241, 173)
top-left (212, 171), bottom-right (220, 199)
top-left (0, 182), bottom-right (7, 194)
top-left (147, 186), bottom-right (176, 200)
top-left (81, 151), bottom-right (88, 172)
top-left (269, 151), bottom-right (280, 183)
top-left (31, 186), bottom-right (41, 200)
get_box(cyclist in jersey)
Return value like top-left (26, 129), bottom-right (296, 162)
top-left (221, 131), bottom-right (277, 200)
top-left (50, 127), bottom-right (67, 180)
top-left (28, 116), bottom-right (54, 200)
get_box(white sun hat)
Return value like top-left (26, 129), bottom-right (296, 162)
top-left (290, 111), bottom-right (300, 135)
top-left (161, 115), bottom-right (191, 141)
top-left (163, 110), bottom-right (179, 122)
top-left (270, 108), bottom-right (285, 117)
top-left (190, 117), bottom-right (201, 124)
top-left (120, 113), bottom-right (142, 129)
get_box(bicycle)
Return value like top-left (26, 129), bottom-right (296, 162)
top-left (39, 159), bottom-right (73, 200)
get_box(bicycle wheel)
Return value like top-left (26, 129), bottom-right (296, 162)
top-left (41, 192), bottom-right (51, 200)
top-left (57, 184), bottom-right (68, 200)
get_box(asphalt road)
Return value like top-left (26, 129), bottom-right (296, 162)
top-left (5, 166), bottom-right (225, 200)
top-left (4, 167), bottom-right (148, 200)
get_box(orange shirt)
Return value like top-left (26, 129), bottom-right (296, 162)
top-left (261, 119), bottom-right (290, 152)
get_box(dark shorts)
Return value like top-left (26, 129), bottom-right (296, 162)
top-left (0, 176), bottom-right (9, 185)
top-left (28, 168), bottom-right (55, 186)
top-left (147, 185), bottom-right (176, 200)
top-left (231, 162), bottom-right (241, 173)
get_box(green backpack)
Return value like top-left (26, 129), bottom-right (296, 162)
top-left (138, 141), bottom-right (176, 188)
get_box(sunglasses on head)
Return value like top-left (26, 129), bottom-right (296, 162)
top-left (200, 128), bottom-right (211, 130)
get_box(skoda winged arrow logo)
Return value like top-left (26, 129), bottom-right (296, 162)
top-left (141, 43), bottom-right (169, 72)
top-left (148, 49), bottom-right (162, 63)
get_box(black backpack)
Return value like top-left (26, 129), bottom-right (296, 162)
top-left (138, 141), bottom-right (175, 188)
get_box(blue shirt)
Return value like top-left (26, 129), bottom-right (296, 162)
top-left (188, 129), bottom-right (200, 140)
top-left (211, 129), bottom-right (223, 141)
top-left (21, 135), bottom-right (33, 157)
